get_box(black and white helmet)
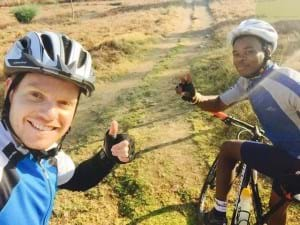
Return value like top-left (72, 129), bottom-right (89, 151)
top-left (228, 19), bottom-right (278, 54)
top-left (4, 31), bottom-right (95, 96)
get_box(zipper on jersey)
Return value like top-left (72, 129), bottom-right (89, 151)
top-left (37, 158), bottom-right (54, 225)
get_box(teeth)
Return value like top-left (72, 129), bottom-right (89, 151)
top-left (30, 121), bottom-right (54, 131)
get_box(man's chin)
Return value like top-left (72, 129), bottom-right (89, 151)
top-left (23, 141), bottom-right (54, 151)
top-left (240, 72), bottom-right (257, 79)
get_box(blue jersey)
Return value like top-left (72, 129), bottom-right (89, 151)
top-left (0, 122), bottom-right (82, 225)
top-left (0, 120), bottom-right (116, 225)
top-left (220, 63), bottom-right (300, 159)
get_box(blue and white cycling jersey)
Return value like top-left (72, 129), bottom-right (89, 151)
top-left (220, 63), bottom-right (300, 159)
top-left (0, 120), bottom-right (115, 225)
top-left (0, 122), bottom-right (75, 225)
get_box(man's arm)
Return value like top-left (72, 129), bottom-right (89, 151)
top-left (58, 121), bottom-right (135, 191)
top-left (59, 150), bottom-right (115, 191)
top-left (176, 73), bottom-right (229, 112)
top-left (192, 93), bottom-right (229, 112)
top-left (176, 73), bottom-right (246, 112)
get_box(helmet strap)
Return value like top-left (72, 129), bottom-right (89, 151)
top-left (1, 74), bottom-right (37, 151)
top-left (2, 74), bottom-right (26, 126)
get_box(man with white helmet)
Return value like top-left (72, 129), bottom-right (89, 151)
top-left (0, 31), bottom-right (135, 225)
top-left (176, 19), bottom-right (300, 225)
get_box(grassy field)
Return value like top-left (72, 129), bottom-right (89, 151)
top-left (256, 0), bottom-right (300, 21)
top-left (0, 0), bottom-right (299, 225)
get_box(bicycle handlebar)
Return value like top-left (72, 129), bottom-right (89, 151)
top-left (213, 112), bottom-right (228, 121)
top-left (212, 112), bottom-right (266, 140)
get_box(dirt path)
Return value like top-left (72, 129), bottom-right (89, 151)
top-left (67, 0), bottom-right (214, 224)
top-left (73, 0), bottom-right (212, 141)
top-left (72, 0), bottom-right (214, 166)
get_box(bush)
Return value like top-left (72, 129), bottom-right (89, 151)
top-left (12, 5), bottom-right (38, 24)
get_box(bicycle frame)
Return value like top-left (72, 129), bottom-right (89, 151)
top-left (210, 112), bottom-right (299, 225)
top-left (213, 112), bottom-right (265, 225)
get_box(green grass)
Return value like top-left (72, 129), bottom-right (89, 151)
top-left (147, 43), bottom-right (185, 77)
top-left (256, 0), bottom-right (300, 21)
top-left (108, 172), bottom-right (149, 219)
top-left (91, 34), bottom-right (159, 81)
top-left (50, 2), bottom-right (300, 224)
top-left (11, 4), bottom-right (39, 23)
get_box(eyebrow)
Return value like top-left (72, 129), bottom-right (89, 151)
top-left (24, 82), bottom-right (78, 102)
top-left (232, 46), bottom-right (255, 53)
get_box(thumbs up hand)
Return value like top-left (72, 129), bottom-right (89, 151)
top-left (103, 120), bottom-right (135, 164)
top-left (175, 73), bottom-right (196, 102)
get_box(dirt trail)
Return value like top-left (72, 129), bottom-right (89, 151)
top-left (73, 0), bottom-right (214, 173)
top-left (69, 1), bottom-right (214, 223)
top-left (73, 0), bottom-right (212, 138)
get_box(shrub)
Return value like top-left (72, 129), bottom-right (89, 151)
top-left (12, 5), bottom-right (38, 24)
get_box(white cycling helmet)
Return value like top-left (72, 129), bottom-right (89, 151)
top-left (228, 19), bottom-right (278, 54)
top-left (4, 31), bottom-right (95, 96)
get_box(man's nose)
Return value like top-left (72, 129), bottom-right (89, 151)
top-left (238, 54), bottom-right (247, 61)
top-left (40, 101), bottom-right (58, 120)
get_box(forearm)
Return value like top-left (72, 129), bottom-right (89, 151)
top-left (59, 150), bottom-right (116, 191)
top-left (193, 93), bottom-right (228, 112)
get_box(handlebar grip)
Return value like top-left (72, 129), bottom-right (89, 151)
top-left (213, 112), bottom-right (229, 121)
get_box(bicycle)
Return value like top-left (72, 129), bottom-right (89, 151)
top-left (197, 111), bottom-right (300, 225)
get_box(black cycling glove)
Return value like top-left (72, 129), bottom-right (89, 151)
top-left (176, 81), bottom-right (196, 102)
top-left (103, 130), bottom-right (135, 164)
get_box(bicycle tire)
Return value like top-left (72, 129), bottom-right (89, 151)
top-left (230, 163), bottom-right (250, 225)
top-left (198, 157), bottom-right (251, 225)
top-left (198, 156), bottom-right (218, 223)
top-left (231, 166), bottom-right (266, 225)
top-left (250, 174), bottom-right (264, 225)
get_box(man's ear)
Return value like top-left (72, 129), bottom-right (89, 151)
top-left (263, 45), bottom-right (272, 58)
top-left (266, 46), bottom-right (272, 56)
top-left (4, 78), bottom-right (13, 99)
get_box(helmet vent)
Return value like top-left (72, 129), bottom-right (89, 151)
top-left (78, 50), bottom-right (87, 68)
top-left (4, 31), bottom-right (95, 96)
top-left (19, 38), bottom-right (29, 50)
top-left (19, 37), bottom-right (32, 55)
top-left (41, 34), bottom-right (54, 61)
top-left (62, 35), bottom-right (72, 65)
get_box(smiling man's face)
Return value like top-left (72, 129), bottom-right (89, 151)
top-left (7, 73), bottom-right (80, 150)
top-left (232, 35), bottom-right (266, 78)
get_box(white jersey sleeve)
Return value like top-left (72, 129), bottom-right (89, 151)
top-left (55, 151), bottom-right (75, 186)
top-left (219, 77), bottom-right (249, 105)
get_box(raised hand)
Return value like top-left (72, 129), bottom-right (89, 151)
top-left (103, 120), bottom-right (135, 164)
top-left (175, 73), bottom-right (196, 102)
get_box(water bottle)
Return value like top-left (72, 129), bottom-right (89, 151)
top-left (237, 187), bottom-right (252, 225)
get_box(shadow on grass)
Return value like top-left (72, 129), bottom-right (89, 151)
top-left (126, 202), bottom-right (198, 225)
top-left (135, 133), bottom-right (196, 158)
top-left (129, 109), bottom-right (191, 130)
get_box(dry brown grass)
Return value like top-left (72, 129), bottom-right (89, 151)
top-left (0, 0), bottom-right (187, 80)
top-left (1, 1), bottom-right (299, 224)
top-left (209, 0), bottom-right (255, 24)
top-left (207, 0), bottom-right (256, 47)
top-left (0, 0), bottom-right (57, 6)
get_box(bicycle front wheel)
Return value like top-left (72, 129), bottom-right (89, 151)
top-left (198, 156), bottom-right (218, 223)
